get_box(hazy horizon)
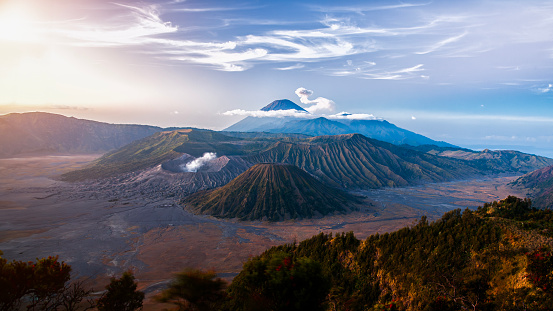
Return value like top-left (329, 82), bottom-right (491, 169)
top-left (2, 0), bottom-right (553, 157)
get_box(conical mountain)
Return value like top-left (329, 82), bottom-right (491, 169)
top-left (224, 99), bottom-right (308, 132)
top-left (184, 163), bottom-right (361, 221)
top-left (260, 99), bottom-right (307, 112)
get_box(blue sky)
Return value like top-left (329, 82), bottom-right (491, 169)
top-left (1, 0), bottom-right (553, 156)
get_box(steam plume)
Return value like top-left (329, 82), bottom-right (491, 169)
top-left (294, 87), bottom-right (335, 113)
top-left (181, 152), bottom-right (217, 172)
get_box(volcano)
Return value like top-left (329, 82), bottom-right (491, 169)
top-left (183, 163), bottom-right (361, 221)
top-left (260, 99), bottom-right (308, 112)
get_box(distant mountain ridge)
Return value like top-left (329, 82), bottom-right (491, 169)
top-left (410, 145), bottom-right (553, 174)
top-left (224, 99), bottom-right (455, 147)
top-left (0, 112), bottom-right (163, 157)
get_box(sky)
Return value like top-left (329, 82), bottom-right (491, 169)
top-left (1, 0), bottom-right (553, 156)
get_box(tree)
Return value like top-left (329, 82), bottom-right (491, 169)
top-left (97, 271), bottom-right (144, 311)
top-left (0, 251), bottom-right (72, 311)
top-left (227, 252), bottom-right (330, 311)
top-left (156, 269), bottom-right (227, 311)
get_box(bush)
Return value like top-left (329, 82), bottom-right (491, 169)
top-left (97, 271), bottom-right (144, 311)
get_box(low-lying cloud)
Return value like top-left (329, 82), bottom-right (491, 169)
top-left (180, 152), bottom-right (217, 172)
top-left (328, 112), bottom-right (380, 120)
top-left (295, 87), bottom-right (335, 113)
top-left (222, 87), bottom-right (383, 121)
top-left (222, 109), bottom-right (311, 118)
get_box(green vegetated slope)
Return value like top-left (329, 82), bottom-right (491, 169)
top-left (60, 129), bottom-right (270, 181)
top-left (0, 112), bottom-right (162, 157)
top-left (61, 130), bottom-right (193, 181)
top-left (184, 163), bottom-right (361, 221)
top-left (512, 165), bottom-right (553, 208)
top-left (246, 134), bottom-right (479, 189)
top-left (412, 145), bottom-right (553, 174)
top-left (61, 129), bottom-right (285, 181)
top-left (227, 196), bottom-right (553, 310)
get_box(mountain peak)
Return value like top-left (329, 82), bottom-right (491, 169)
top-left (184, 163), bottom-right (359, 221)
top-left (260, 99), bottom-right (307, 112)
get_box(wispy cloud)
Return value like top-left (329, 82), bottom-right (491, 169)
top-left (415, 32), bottom-right (467, 55)
top-left (51, 3), bottom-right (178, 47)
top-left (307, 2), bottom-right (431, 14)
top-left (420, 112), bottom-right (553, 123)
top-left (276, 63), bottom-right (305, 70)
top-left (328, 112), bottom-right (380, 120)
top-left (536, 83), bottom-right (553, 93)
top-left (15, 0), bottom-right (553, 85)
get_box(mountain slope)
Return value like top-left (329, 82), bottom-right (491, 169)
top-left (0, 112), bottom-right (162, 157)
top-left (61, 130), bottom-right (193, 181)
top-left (60, 129), bottom-right (276, 181)
top-left (412, 145), bottom-right (553, 173)
top-left (260, 99), bottom-right (307, 112)
top-left (340, 119), bottom-right (454, 147)
top-left (268, 117), bottom-right (352, 137)
top-left (511, 165), bottom-right (553, 208)
top-left (245, 134), bottom-right (479, 189)
top-left (184, 163), bottom-right (361, 221)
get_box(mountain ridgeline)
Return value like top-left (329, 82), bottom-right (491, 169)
top-left (0, 112), bottom-right (163, 157)
top-left (184, 163), bottom-right (362, 221)
top-left (246, 134), bottom-right (479, 189)
top-left (411, 145), bottom-right (553, 174)
top-left (62, 128), bottom-right (553, 193)
top-left (225, 99), bottom-right (454, 147)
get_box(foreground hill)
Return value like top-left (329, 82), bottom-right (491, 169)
top-left (225, 196), bottom-right (553, 310)
top-left (184, 163), bottom-right (361, 221)
top-left (0, 112), bottom-right (162, 157)
top-left (511, 165), bottom-right (553, 208)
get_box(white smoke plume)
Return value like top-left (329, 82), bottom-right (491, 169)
top-left (222, 109), bottom-right (311, 118)
top-left (295, 87), bottom-right (335, 113)
top-left (180, 152), bottom-right (217, 172)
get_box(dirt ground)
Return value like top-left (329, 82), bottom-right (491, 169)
top-left (0, 155), bottom-right (526, 309)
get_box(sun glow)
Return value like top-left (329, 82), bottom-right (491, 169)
top-left (0, 4), bottom-right (37, 42)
